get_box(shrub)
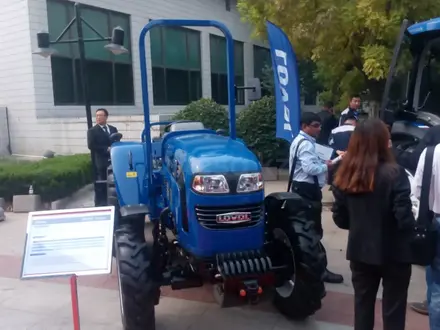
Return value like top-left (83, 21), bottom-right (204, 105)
top-left (173, 98), bottom-right (229, 131)
top-left (237, 96), bottom-right (289, 166)
top-left (0, 154), bottom-right (92, 202)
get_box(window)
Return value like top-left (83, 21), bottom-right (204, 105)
top-left (253, 45), bottom-right (271, 97)
top-left (416, 38), bottom-right (440, 114)
top-left (150, 26), bottom-right (202, 105)
top-left (209, 35), bottom-right (245, 105)
top-left (47, 0), bottom-right (134, 106)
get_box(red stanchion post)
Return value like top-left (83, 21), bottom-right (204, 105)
top-left (70, 274), bottom-right (81, 330)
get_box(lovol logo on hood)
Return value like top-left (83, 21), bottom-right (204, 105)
top-left (216, 212), bottom-right (251, 224)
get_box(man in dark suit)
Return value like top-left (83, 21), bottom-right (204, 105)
top-left (87, 108), bottom-right (118, 206)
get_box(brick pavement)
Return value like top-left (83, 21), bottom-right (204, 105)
top-left (0, 182), bottom-right (430, 329)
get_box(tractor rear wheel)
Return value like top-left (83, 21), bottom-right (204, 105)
top-left (265, 193), bottom-right (326, 320)
top-left (115, 220), bottom-right (159, 330)
top-left (271, 219), bottom-right (326, 320)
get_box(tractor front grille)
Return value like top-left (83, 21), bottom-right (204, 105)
top-left (195, 203), bottom-right (263, 230)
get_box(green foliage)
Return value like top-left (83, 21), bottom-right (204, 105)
top-left (260, 60), bottom-right (323, 102)
top-left (261, 64), bottom-right (275, 95)
top-left (237, 96), bottom-right (289, 166)
top-left (237, 0), bottom-right (440, 110)
top-left (173, 98), bottom-right (229, 131)
top-left (0, 154), bottom-right (92, 202)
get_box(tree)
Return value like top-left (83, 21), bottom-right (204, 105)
top-left (237, 0), bottom-right (440, 113)
top-left (260, 60), bottom-right (323, 104)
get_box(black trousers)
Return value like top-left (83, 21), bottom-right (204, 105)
top-left (94, 166), bottom-right (107, 206)
top-left (291, 181), bottom-right (324, 238)
top-left (350, 261), bottom-right (412, 330)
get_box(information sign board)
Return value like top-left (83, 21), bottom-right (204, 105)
top-left (21, 206), bottom-right (115, 279)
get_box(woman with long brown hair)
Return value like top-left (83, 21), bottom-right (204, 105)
top-left (332, 118), bottom-right (416, 330)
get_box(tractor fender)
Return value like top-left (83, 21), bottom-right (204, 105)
top-left (110, 142), bottom-right (149, 215)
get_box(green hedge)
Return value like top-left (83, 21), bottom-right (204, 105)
top-left (173, 98), bottom-right (229, 131)
top-left (0, 154), bottom-right (92, 203)
top-left (237, 96), bottom-right (289, 166)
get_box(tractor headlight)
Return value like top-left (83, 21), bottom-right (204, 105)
top-left (237, 173), bottom-right (264, 193)
top-left (192, 175), bottom-right (230, 194)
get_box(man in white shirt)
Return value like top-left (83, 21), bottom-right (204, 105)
top-left (411, 145), bottom-right (440, 325)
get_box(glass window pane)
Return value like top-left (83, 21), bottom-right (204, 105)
top-left (82, 8), bottom-right (111, 61)
top-left (211, 73), bottom-right (219, 104)
top-left (115, 63), bottom-right (134, 104)
top-left (189, 71), bottom-right (202, 101)
top-left (152, 67), bottom-right (166, 105)
top-left (164, 28), bottom-right (187, 69)
top-left (51, 57), bottom-right (75, 104)
top-left (235, 75), bottom-right (244, 105)
top-left (210, 35), bottom-right (226, 74)
top-left (218, 73), bottom-right (228, 105)
top-left (88, 60), bottom-right (114, 104)
top-left (47, 0), bottom-right (72, 57)
top-left (165, 69), bottom-right (190, 104)
top-left (254, 46), bottom-right (271, 78)
top-left (111, 13), bottom-right (131, 64)
top-left (150, 27), bottom-right (163, 67)
top-left (68, 6), bottom-right (79, 58)
top-left (234, 42), bottom-right (244, 76)
top-left (211, 73), bottom-right (229, 105)
top-left (187, 31), bottom-right (201, 70)
top-left (76, 59), bottom-right (114, 104)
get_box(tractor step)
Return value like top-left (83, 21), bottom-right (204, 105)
top-left (216, 250), bottom-right (273, 278)
top-left (170, 275), bottom-right (203, 290)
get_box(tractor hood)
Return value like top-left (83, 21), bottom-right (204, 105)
top-left (164, 133), bottom-right (261, 174)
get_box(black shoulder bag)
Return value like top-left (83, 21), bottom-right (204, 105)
top-left (287, 138), bottom-right (319, 193)
top-left (411, 146), bottom-right (438, 266)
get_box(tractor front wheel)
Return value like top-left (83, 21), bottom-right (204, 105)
top-left (115, 221), bottom-right (159, 330)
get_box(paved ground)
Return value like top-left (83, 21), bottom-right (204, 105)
top-left (0, 181), bottom-right (429, 329)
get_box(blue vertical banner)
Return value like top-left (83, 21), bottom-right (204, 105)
top-left (266, 21), bottom-right (301, 143)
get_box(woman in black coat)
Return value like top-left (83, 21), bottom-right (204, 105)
top-left (331, 118), bottom-right (416, 330)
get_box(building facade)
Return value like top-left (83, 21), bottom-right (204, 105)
top-left (0, 0), bottom-right (318, 157)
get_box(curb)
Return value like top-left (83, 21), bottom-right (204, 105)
top-left (51, 184), bottom-right (94, 210)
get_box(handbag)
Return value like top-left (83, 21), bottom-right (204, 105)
top-left (410, 145), bottom-right (438, 266)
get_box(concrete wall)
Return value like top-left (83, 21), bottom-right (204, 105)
top-left (2, 0), bottom-right (267, 157)
top-left (0, 107), bottom-right (11, 156)
top-left (0, 0), bottom-right (37, 157)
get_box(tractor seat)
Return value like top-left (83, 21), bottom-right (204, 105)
top-left (161, 121), bottom-right (205, 138)
top-left (166, 121), bottom-right (205, 132)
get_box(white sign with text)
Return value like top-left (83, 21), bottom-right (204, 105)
top-left (21, 206), bottom-right (115, 279)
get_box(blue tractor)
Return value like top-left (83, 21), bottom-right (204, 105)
top-left (383, 18), bottom-right (440, 170)
top-left (107, 19), bottom-right (326, 330)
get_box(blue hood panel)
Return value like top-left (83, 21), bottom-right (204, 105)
top-left (165, 133), bottom-right (261, 174)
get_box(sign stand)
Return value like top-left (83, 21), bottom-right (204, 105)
top-left (20, 206), bottom-right (115, 330)
top-left (70, 275), bottom-right (81, 330)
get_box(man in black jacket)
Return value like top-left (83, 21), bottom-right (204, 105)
top-left (316, 101), bottom-right (338, 145)
top-left (328, 114), bottom-right (357, 153)
top-left (87, 108), bottom-right (118, 206)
